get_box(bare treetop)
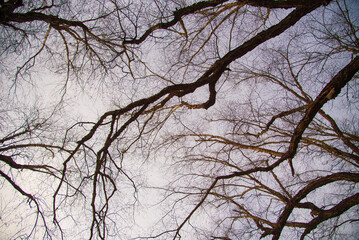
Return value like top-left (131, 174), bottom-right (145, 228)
top-left (1, 0), bottom-right (358, 239)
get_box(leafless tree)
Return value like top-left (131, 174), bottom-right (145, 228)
top-left (0, 0), bottom-right (358, 239)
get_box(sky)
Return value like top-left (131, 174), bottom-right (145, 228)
top-left (1, 0), bottom-right (359, 239)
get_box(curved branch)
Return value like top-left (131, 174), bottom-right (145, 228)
top-left (272, 172), bottom-right (359, 239)
top-left (122, 0), bottom-right (230, 44)
top-left (228, 56), bottom-right (359, 179)
top-left (300, 193), bottom-right (359, 239)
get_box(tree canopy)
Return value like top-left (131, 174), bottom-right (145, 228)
top-left (1, 0), bottom-right (359, 239)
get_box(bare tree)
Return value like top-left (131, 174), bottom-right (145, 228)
top-left (1, 0), bottom-right (358, 239)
